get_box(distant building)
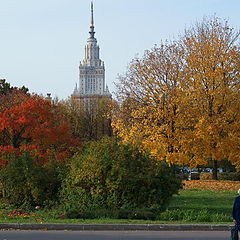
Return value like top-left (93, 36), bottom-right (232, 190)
top-left (71, 1), bottom-right (111, 107)
top-left (45, 93), bottom-right (52, 102)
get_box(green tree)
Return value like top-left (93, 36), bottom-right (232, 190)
top-left (0, 79), bottom-right (28, 96)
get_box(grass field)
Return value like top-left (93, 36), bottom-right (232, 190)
top-left (159, 188), bottom-right (236, 223)
top-left (0, 187), bottom-right (237, 224)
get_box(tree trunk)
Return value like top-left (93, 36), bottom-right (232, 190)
top-left (212, 159), bottom-right (218, 180)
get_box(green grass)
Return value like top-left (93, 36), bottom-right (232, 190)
top-left (158, 189), bottom-right (236, 223)
top-left (0, 189), bottom-right (237, 224)
top-left (169, 189), bottom-right (235, 214)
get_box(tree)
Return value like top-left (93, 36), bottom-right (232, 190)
top-left (0, 80), bottom-right (30, 148)
top-left (0, 95), bottom-right (79, 165)
top-left (113, 16), bottom-right (240, 179)
top-left (0, 79), bottom-right (29, 112)
top-left (113, 43), bottom-right (187, 165)
top-left (180, 16), bottom-right (240, 179)
top-left (59, 97), bottom-right (113, 141)
top-left (0, 79), bottom-right (28, 96)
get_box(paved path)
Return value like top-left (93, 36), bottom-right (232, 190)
top-left (0, 230), bottom-right (231, 240)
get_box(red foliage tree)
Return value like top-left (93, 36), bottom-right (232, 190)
top-left (0, 96), bottom-right (80, 166)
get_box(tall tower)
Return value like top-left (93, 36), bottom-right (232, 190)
top-left (72, 1), bottom-right (111, 102)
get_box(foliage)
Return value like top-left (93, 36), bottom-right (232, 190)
top-left (60, 137), bottom-right (182, 219)
top-left (0, 79), bottom-right (30, 113)
top-left (0, 189), bottom-right (235, 223)
top-left (0, 95), bottom-right (80, 166)
top-left (0, 86), bottom-right (79, 207)
top-left (58, 98), bottom-right (113, 141)
top-left (218, 172), bottom-right (240, 181)
top-left (113, 43), bottom-right (185, 165)
top-left (113, 16), bottom-right (240, 179)
top-left (180, 16), bottom-right (240, 178)
top-left (0, 79), bottom-right (28, 97)
top-left (0, 152), bottom-right (67, 207)
top-left (183, 180), bottom-right (240, 190)
top-left (200, 172), bottom-right (213, 180)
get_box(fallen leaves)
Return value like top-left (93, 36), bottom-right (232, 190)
top-left (7, 210), bottom-right (35, 218)
top-left (183, 180), bottom-right (240, 191)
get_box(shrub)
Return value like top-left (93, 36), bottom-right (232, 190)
top-left (200, 172), bottom-right (212, 180)
top-left (218, 172), bottom-right (240, 181)
top-left (60, 137), bottom-right (182, 219)
top-left (0, 152), bottom-right (67, 207)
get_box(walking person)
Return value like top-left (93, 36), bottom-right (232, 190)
top-left (232, 189), bottom-right (240, 240)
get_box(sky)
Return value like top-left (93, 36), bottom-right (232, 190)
top-left (0, 0), bottom-right (239, 100)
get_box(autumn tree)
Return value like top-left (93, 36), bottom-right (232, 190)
top-left (59, 97), bottom-right (113, 141)
top-left (0, 79), bottom-right (29, 113)
top-left (113, 43), bottom-right (186, 165)
top-left (113, 16), bottom-right (240, 179)
top-left (0, 95), bottom-right (79, 165)
top-left (0, 80), bottom-right (30, 147)
top-left (180, 17), bottom-right (240, 179)
top-left (0, 82), bottom-right (79, 206)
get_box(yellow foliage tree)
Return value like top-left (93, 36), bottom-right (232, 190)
top-left (113, 16), bottom-right (240, 179)
top-left (180, 17), bottom-right (240, 179)
top-left (113, 43), bottom-right (188, 165)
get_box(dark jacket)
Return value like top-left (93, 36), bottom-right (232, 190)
top-left (233, 196), bottom-right (240, 228)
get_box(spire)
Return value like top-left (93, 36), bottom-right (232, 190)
top-left (89, 1), bottom-right (95, 38)
top-left (73, 82), bottom-right (78, 95)
top-left (91, 1), bottom-right (94, 27)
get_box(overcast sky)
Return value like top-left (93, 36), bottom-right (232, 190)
top-left (0, 0), bottom-right (239, 100)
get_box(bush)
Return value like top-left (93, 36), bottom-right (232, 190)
top-left (200, 172), bottom-right (212, 180)
top-left (0, 152), bottom-right (67, 207)
top-left (218, 172), bottom-right (240, 181)
top-left (60, 137), bottom-right (182, 219)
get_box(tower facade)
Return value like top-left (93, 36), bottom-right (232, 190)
top-left (72, 2), bottom-right (111, 102)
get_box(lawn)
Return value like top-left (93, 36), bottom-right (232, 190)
top-left (0, 188), bottom-right (237, 224)
top-left (159, 188), bottom-right (236, 223)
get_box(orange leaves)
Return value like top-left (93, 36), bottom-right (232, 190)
top-left (0, 98), bottom-right (46, 140)
top-left (7, 210), bottom-right (36, 218)
top-left (113, 16), bottom-right (240, 170)
top-left (183, 180), bottom-right (240, 191)
top-left (0, 146), bottom-right (16, 166)
top-left (0, 97), bottom-right (68, 147)
top-left (0, 95), bottom-right (80, 165)
top-left (0, 144), bottom-right (48, 166)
